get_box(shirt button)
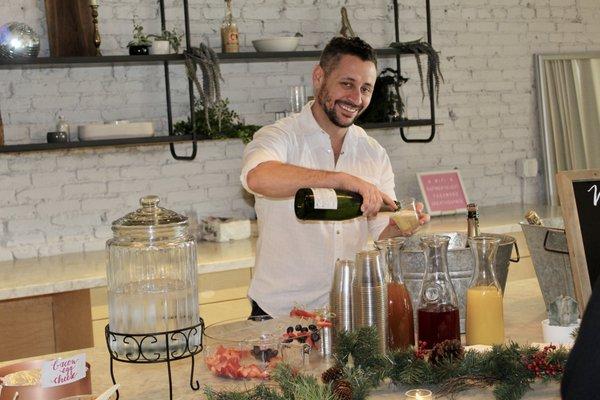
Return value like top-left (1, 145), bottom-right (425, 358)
top-left (336, 230), bottom-right (340, 234)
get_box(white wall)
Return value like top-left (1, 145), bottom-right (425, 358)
top-left (1, 0), bottom-right (600, 260)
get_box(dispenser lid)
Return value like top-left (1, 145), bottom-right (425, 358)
top-left (111, 195), bottom-right (188, 237)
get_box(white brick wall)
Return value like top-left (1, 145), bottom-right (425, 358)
top-left (1, 0), bottom-right (599, 260)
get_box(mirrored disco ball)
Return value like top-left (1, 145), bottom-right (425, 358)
top-left (0, 22), bottom-right (40, 60)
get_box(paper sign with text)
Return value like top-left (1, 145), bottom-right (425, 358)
top-left (417, 170), bottom-right (469, 215)
top-left (41, 353), bottom-right (86, 388)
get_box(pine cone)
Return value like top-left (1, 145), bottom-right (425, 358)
top-left (429, 339), bottom-right (464, 366)
top-left (332, 379), bottom-right (353, 400)
top-left (321, 365), bottom-right (344, 383)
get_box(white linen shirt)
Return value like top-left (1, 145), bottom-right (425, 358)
top-left (240, 101), bottom-right (396, 317)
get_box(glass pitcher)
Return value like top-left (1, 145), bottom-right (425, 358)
top-left (417, 235), bottom-right (460, 349)
top-left (106, 195), bottom-right (200, 359)
top-left (466, 236), bottom-right (504, 345)
top-left (374, 237), bottom-right (414, 350)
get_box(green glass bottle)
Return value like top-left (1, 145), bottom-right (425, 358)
top-left (294, 188), bottom-right (398, 221)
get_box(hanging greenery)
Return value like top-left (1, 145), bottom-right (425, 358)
top-left (174, 43), bottom-right (260, 143)
top-left (202, 327), bottom-right (569, 400)
top-left (389, 39), bottom-right (443, 104)
top-left (173, 98), bottom-right (260, 143)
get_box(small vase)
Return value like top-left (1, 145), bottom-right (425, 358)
top-left (150, 40), bottom-right (170, 55)
top-left (128, 45), bottom-right (150, 55)
top-left (541, 319), bottom-right (580, 345)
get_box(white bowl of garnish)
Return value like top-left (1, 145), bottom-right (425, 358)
top-left (252, 37), bottom-right (299, 52)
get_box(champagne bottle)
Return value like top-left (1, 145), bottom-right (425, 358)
top-left (294, 188), bottom-right (398, 221)
top-left (524, 209), bottom-right (543, 225)
top-left (467, 203), bottom-right (480, 238)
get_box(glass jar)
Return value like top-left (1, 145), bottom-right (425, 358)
top-left (106, 195), bottom-right (199, 359)
top-left (465, 236), bottom-right (504, 345)
top-left (417, 235), bottom-right (460, 349)
top-left (374, 237), bottom-right (414, 350)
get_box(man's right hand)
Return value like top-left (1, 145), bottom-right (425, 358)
top-left (339, 173), bottom-right (396, 217)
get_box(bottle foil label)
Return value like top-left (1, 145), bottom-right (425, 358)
top-left (311, 188), bottom-right (338, 210)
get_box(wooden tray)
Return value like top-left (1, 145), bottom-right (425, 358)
top-left (44, 0), bottom-right (96, 57)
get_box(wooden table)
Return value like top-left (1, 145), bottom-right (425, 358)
top-left (0, 273), bottom-right (561, 399)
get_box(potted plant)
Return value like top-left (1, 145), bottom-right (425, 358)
top-left (127, 19), bottom-right (152, 55)
top-left (149, 28), bottom-right (183, 54)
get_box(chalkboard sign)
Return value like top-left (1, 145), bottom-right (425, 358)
top-left (557, 169), bottom-right (600, 314)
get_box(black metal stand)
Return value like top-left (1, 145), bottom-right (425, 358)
top-left (105, 320), bottom-right (204, 400)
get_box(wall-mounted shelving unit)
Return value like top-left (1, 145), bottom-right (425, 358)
top-left (0, 0), bottom-right (437, 157)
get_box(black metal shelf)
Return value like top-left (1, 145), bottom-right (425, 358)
top-left (0, 48), bottom-right (421, 69)
top-left (0, 118), bottom-right (434, 153)
top-left (0, 54), bottom-right (183, 69)
top-left (0, 135), bottom-right (194, 153)
top-left (0, 0), bottom-right (436, 155)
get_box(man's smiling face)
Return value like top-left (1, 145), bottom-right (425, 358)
top-left (314, 54), bottom-right (377, 128)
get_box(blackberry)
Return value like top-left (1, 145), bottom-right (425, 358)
top-left (286, 326), bottom-right (294, 334)
top-left (301, 327), bottom-right (309, 333)
top-left (295, 324), bottom-right (303, 331)
top-left (308, 324), bottom-right (318, 331)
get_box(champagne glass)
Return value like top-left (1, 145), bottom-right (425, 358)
top-left (391, 197), bottom-right (420, 232)
top-left (289, 85), bottom-right (306, 113)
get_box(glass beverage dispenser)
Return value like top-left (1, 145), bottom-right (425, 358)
top-left (106, 195), bottom-right (200, 359)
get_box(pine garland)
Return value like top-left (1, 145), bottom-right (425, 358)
top-left (203, 327), bottom-right (569, 400)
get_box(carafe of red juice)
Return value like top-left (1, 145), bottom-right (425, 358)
top-left (466, 236), bottom-right (504, 345)
top-left (417, 235), bottom-right (460, 349)
top-left (374, 237), bottom-right (415, 350)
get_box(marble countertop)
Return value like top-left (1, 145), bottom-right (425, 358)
top-left (0, 203), bottom-right (560, 301)
top-left (0, 271), bottom-right (560, 399)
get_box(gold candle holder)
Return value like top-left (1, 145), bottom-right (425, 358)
top-left (89, 0), bottom-right (101, 55)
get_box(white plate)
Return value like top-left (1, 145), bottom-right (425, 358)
top-left (78, 122), bottom-right (154, 141)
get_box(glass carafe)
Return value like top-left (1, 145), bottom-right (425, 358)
top-left (417, 235), bottom-right (460, 349)
top-left (106, 195), bottom-right (200, 359)
top-left (466, 236), bottom-right (504, 345)
top-left (374, 237), bottom-right (414, 350)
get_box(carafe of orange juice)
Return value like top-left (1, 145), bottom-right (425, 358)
top-left (466, 236), bottom-right (504, 345)
top-left (374, 237), bottom-right (414, 350)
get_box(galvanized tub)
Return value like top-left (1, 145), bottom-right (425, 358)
top-left (519, 217), bottom-right (576, 311)
top-left (399, 232), bottom-right (519, 333)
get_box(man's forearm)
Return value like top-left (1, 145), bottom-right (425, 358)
top-left (246, 161), bottom-right (347, 198)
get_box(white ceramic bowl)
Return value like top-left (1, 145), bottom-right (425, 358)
top-left (252, 37), bottom-right (299, 52)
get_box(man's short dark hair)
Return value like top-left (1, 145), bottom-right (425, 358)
top-left (319, 36), bottom-right (378, 76)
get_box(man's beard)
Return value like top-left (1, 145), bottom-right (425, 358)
top-left (318, 90), bottom-right (364, 128)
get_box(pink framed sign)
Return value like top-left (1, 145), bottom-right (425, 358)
top-left (417, 170), bottom-right (469, 215)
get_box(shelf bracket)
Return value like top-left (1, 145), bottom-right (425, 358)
top-left (166, 0), bottom-right (198, 161)
top-left (169, 140), bottom-right (197, 160)
top-left (392, 0), bottom-right (437, 143)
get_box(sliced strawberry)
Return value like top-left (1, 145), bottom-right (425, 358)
top-left (290, 307), bottom-right (317, 319)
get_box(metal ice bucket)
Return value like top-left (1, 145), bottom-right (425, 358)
top-left (519, 217), bottom-right (576, 311)
top-left (399, 232), bottom-right (519, 332)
